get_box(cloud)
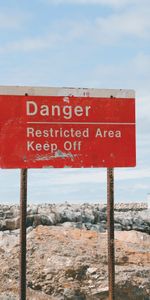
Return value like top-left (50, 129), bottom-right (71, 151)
top-left (131, 183), bottom-right (150, 192)
top-left (44, 0), bottom-right (142, 7)
top-left (27, 167), bottom-right (150, 188)
top-left (0, 33), bottom-right (62, 53)
top-left (0, 10), bottom-right (29, 30)
top-left (1, 1), bottom-right (150, 54)
top-left (95, 9), bottom-right (150, 43)
top-left (1, 167), bottom-right (149, 203)
top-left (61, 4), bottom-right (148, 45)
top-left (133, 53), bottom-right (150, 76)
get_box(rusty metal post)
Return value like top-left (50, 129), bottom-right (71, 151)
top-left (20, 168), bottom-right (28, 300)
top-left (107, 168), bottom-right (115, 300)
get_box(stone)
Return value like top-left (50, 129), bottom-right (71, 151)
top-left (86, 267), bottom-right (97, 274)
top-left (4, 217), bottom-right (20, 231)
top-left (63, 288), bottom-right (86, 300)
top-left (0, 226), bottom-right (149, 299)
top-left (0, 296), bottom-right (17, 300)
top-left (0, 203), bottom-right (149, 235)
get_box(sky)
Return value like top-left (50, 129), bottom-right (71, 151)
top-left (0, 0), bottom-right (150, 204)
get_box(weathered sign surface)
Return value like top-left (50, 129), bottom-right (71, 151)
top-left (0, 86), bottom-right (136, 169)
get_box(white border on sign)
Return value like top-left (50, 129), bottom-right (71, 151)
top-left (0, 86), bottom-right (135, 98)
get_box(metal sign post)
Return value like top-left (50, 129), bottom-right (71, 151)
top-left (107, 168), bottom-right (115, 300)
top-left (20, 168), bottom-right (28, 300)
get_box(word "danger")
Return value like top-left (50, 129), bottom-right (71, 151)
top-left (26, 101), bottom-right (91, 120)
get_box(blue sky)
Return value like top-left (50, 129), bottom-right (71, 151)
top-left (0, 0), bottom-right (150, 204)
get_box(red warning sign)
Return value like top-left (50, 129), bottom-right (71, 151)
top-left (0, 87), bottom-right (136, 169)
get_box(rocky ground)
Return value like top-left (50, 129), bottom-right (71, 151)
top-left (0, 203), bottom-right (149, 299)
top-left (0, 202), bottom-right (150, 233)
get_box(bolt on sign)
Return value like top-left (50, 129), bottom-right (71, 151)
top-left (0, 86), bottom-right (136, 169)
